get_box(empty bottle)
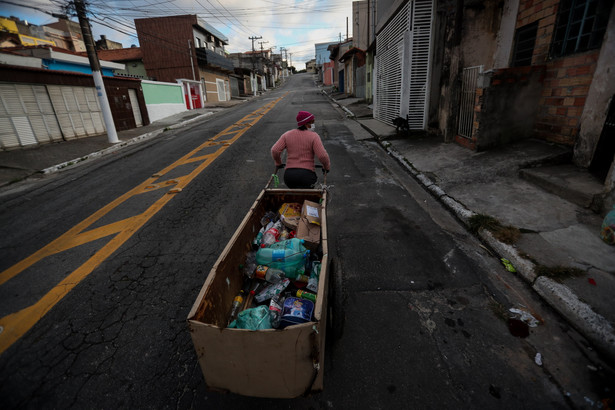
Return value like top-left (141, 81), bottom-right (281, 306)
top-left (255, 278), bottom-right (290, 303)
top-left (307, 261), bottom-right (321, 293)
top-left (252, 227), bottom-right (265, 250)
top-left (269, 294), bottom-right (285, 328)
top-left (228, 290), bottom-right (245, 325)
top-left (260, 211), bottom-right (277, 227)
top-left (268, 237), bottom-right (306, 250)
top-left (256, 240), bottom-right (309, 278)
top-left (279, 227), bottom-right (290, 241)
top-left (296, 289), bottom-right (317, 303)
top-left (261, 221), bottom-right (283, 247)
top-left (254, 265), bottom-right (284, 283)
top-left (243, 251), bottom-right (257, 279)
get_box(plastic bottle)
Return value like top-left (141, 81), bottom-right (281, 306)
top-left (279, 227), bottom-right (290, 241)
top-left (255, 278), bottom-right (290, 303)
top-left (243, 251), bottom-right (257, 279)
top-left (254, 265), bottom-right (284, 283)
top-left (255, 240), bottom-right (309, 278)
top-left (261, 221), bottom-right (283, 247)
top-left (242, 281), bottom-right (261, 311)
top-left (260, 211), bottom-right (277, 227)
top-left (227, 290), bottom-right (245, 325)
top-left (269, 294), bottom-right (285, 328)
top-left (252, 227), bottom-right (265, 250)
top-left (268, 238), bottom-right (306, 250)
top-left (296, 289), bottom-right (317, 303)
top-left (307, 261), bottom-right (321, 293)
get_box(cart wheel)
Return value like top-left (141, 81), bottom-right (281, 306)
top-left (327, 257), bottom-right (344, 342)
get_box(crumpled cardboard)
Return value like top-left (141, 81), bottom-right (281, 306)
top-left (297, 200), bottom-right (321, 249)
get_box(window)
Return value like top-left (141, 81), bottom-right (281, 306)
top-left (196, 37), bottom-right (202, 48)
top-left (551, 0), bottom-right (612, 57)
top-left (511, 22), bottom-right (538, 66)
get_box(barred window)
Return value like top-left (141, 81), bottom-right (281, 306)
top-left (511, 22), bottom-right (538, 67)
top-left (551, 0), bottom-right (612, 57)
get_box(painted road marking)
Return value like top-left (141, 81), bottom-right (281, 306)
top-left (0, 95), bottom-right (285, 354)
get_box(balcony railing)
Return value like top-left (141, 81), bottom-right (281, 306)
top-left (195, 47), bottom-right (234, 72)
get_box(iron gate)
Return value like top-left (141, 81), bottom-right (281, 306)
top-left (457, 65), bottom-right (483, 139)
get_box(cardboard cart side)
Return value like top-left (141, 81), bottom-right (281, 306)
top-left (187, 189), bottom-right (328, 398)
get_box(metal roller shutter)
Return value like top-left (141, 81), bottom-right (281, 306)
top-left (375, 0), bottom-right (434, 130)
top-left (0, 83), bottom-right (63, 148)
top-left (407, 0), bottom-right (434, 130)
top-left (47, 85), bottom-right (76, 139)
top-left (63, 86), bottom-right (85, 138)
top-left (375, 2), bottom-right (409, 125)
top-left (0, 84), bottom-right (21, 149)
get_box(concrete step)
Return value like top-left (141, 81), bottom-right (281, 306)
top-left (519, 164), bottom-right (605, 212)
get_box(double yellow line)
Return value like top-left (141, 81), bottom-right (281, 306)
top-left (0, 96), bottom-right (285, 355)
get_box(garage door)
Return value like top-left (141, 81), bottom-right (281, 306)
top-left (375, 0), bottom-right (434, 129)
top-left (47, 85), bottom-right (105, 139)
top-left (0, 83), bottom-right (63, 149)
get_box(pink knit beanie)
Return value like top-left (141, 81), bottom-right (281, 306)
top-left (296, 111), bottom-right (314, 127)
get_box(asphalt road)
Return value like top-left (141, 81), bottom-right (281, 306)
top-left (0, 74), bottom-right (612, 409)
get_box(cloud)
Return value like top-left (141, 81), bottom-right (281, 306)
top-left (2, 0), bottom-right (353, 66)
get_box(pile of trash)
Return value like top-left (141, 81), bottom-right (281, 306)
top-left (227, 201), bottom-right (324, 330)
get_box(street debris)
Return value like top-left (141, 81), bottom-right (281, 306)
top-left (535, 352), bottom-right (542, 366)
top-left (501, 258), bottom-right (517, 272)
top-left (509, 308), bottom-right (540, 327)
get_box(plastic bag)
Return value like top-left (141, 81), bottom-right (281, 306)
top-left (228, 305), bottom-right (272, 330)
top-left (600, 206), bottom-right (615, 245)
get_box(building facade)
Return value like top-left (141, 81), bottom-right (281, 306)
top-left (134, 15), bottom-right (234, 106)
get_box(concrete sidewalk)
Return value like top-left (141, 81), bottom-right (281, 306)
top-left (0, 100), bottom-right (243, 188)
top-left (326, 90), bottom-right (615, 364)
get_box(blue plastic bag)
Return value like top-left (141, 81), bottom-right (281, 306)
top-left (228, 305), bottom-right (272, 330)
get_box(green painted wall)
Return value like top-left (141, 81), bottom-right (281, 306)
top-left (142, 82), bottom-right (183, 104)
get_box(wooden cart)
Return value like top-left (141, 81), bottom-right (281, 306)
top-left (187, 178), bottom-right (338, 398)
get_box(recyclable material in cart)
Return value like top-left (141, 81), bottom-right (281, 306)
top-left (187, 187), bottom-right (329, 398)
top-left (297, 200), bottom-right (322, 249)
top-left (280, 297), bottom-right (314, 328)
top-left (278, 202), bottom-right (302, 229)
top-left (255, 238), bottom-right (310, 278)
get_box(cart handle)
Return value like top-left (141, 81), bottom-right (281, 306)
top-left (267, 164), bottom-right (327, 188)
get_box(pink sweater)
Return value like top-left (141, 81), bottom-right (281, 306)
top-left (271, 129), bottom-right (331, 172)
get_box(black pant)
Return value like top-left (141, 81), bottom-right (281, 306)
top-left (284, 168), bottom-right (317, 189)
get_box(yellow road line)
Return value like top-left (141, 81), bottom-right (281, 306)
top-left (0, 95), bottom-right (285, 354)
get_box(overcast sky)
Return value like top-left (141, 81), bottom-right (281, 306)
top-left (1, 0), bottom-right (355, 68)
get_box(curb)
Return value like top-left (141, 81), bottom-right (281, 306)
top-left (383, 139), bottom-right (615, 364)
top-left (41, 112), bottom-right (214, 175)
top-left (322, 88), bottom-right (615, 364)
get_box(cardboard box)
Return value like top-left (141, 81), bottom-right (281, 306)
top-left (187, 189), bottom-right (329, 398)
top-left (297, 200), bottom-right (321, 249)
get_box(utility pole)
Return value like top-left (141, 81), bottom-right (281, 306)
top-left (258, 41), bottom-right (269, 88)
top-left (74, 0), bottom-right (118, 143)
top-left (248, 35), bottom-right (262, 96)
top-left (289, 53), bottom-right (292, 75)
top-left (279, 47), bottom-right (286, 79)
top-left (258, 40), bottom-right (268, 57)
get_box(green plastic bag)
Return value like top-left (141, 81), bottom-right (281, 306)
top-left (600, 206), bottom-right (615, 245)
top-left (228, 305), bottom-right (272, 330)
